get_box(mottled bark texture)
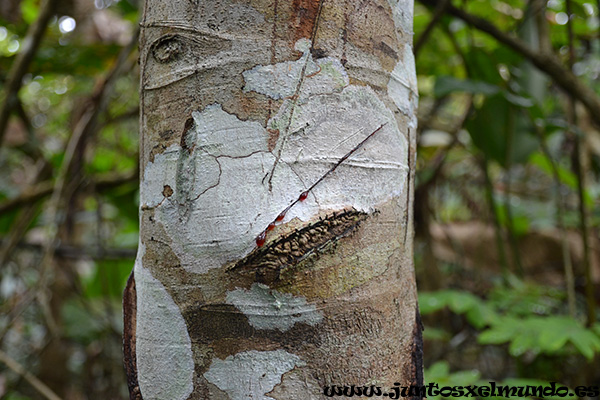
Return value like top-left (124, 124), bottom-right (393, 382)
top-left (124, 0), bottom-right (421, 399)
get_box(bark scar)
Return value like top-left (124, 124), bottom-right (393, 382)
top-left (228, 208), bottom-right (369, 284)
top-left (123, 272), bottom-right (143, 400)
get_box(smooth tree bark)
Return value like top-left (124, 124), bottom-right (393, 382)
top-left (124, 1), bottom-right (421, 399)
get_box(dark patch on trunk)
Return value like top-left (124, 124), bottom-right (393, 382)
top-left (180, 117), bottom-right (195, 154)
top-left (311, 47), bottom-right (328, 59)
top-left (184, 303), bottom-right (321, 370)
top-left (267, 128), bottom-right (280, 152)
top-left (151, 34), bottom-right (184, 64)
top-left (123, 272), bottom-right (143, 400)
top-left (188, 303), bottom-right (255, 344)
top-left (375, 41), bottom-right (398, 59)
top-left (228, 209), bottom-right (368, 284)
top-left (410, 305), bottom-right (425, 399)
top-left (159, 129), bottom-right (174, 140)
top-left (162, 184), bottom-right (173, 197)
top-left (148, 143), bottom-right (167, 163)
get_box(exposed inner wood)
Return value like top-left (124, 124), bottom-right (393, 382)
top-left (229, 208), bottom-right (369, 283)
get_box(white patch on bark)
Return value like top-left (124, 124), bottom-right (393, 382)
top-left (190, 104), bottom-right (270, 157)
top-left (203, 350), bottom-right (304, 400)
top-left (134, 243), bottom-right (194, 400)
top-left (226, 283), bottom-right (323, 331)
top-left (388, 0), bottom-right (414, 35)
top-left (141, 39), bottom-right (408, 273)
top-left (388, 44), bottom-right (418, 116)
top-left (274, 84), bottom-right (408, 222)
top-left (243, 41), bottom-right (348, 100)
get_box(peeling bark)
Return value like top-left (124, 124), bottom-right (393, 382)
top-left (123, 272), bottom-right (141, 400)
top-left (126, 0), bottom-right (420, 398)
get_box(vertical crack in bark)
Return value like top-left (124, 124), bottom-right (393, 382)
top-left (410, 305), bottom-right (425, 400)
top-left (403, 126), bottom-right (413, 247)
top-left (309, 0), bottom-right (326, 51)
top-left (266, 0), bottom-right (326, 190)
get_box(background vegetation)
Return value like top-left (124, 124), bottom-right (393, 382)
top-left (0, 0), bottom-right (598, 398)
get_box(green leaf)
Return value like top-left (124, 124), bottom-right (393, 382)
top-left (529, 152), bottom-right (578, 188)
top-left (465, 302), bottom-right (500, 329)
top-left (418, 291), bottom-right (449, 314)
top-left (569, 329), bottom-right (600, 360)
top-left (20, 0), bottom-right (39, 24)
top-left (592, 323), bottom-right (600, 337)
top-left (503, 91), bottom-right (534, 108)
top-left (425, 361), bottom-right (450, 381)
top-left (423, 326), bottom-right (451, 341)
top-left (448, 369), bottom-right (481, 386)
top-left (538, 327), bottom-right (569, 353)
top-left (509, 331), bottom-right (538, 357)
top-left (466, 94), bottom-right (538, 167)
top-left (5, 393), bottom-right (31, 400)
top-left (479, 317), bottom-right (521, 344)
top-left (464, 48), bottom-right (504, 84)
top-left (447, 291), bottom-right (480, 313)
top-left (466, 94), bottom-right (511, 165)
top-left (529, 151), bottom-right (595, 206)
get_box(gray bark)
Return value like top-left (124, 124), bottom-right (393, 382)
top-left (124, 1), bottom-right (421, 399)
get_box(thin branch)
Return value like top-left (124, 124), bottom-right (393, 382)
top-left (0, 0), bottom-right (60, 146)
top-left (0, 169), bottom-right (138, 215)
top-left (14, 98), bottom-right (45, 160)
top-left (103, 107), bottom-right (140, 127)
top-left (0, 239), bottom-right (137, 259)
top-left (417, 95), bottom-right (472, 189)
top-left (502, 109), bottom-right (524, 277)
top-left (535, 125), bottom-right (576, 317)
top-left (418, 0), bottom-right (600, 127)
top-left (0, 121), bottom-right (51, 267)
top-left (0, 349), bottom-right (63, 400)
top-left (566, 0), bottom-right (595, 325)
top-left (481, 156), bottom-right (510, 282)
top-left (0, 203), bottom-right (39, 267)
top-left (414, 0), bottom-right (450, 56)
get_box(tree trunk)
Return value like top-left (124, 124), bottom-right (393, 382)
top-left (124, 1), bottom-right (421, 399)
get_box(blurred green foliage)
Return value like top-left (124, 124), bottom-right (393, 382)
top-left (415, 0), bottom-right (600, 394)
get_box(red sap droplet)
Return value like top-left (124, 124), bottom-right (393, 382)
top-left (299, 191), bottom-right (308, 201)
top-left (267, 223), bottom-right (275, 231)
top-left (275, 212), bottom-right (286, 222)
top-left (256, 231), bottom-right (266, 247)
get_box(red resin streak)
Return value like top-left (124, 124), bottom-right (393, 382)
top-left (298, 191), bottom-right (309, 201)
top-left (256, 231), bottom-right (266, 247)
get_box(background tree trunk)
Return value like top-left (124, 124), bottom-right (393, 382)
top-left (125, 0), bottom-right (421, 398)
